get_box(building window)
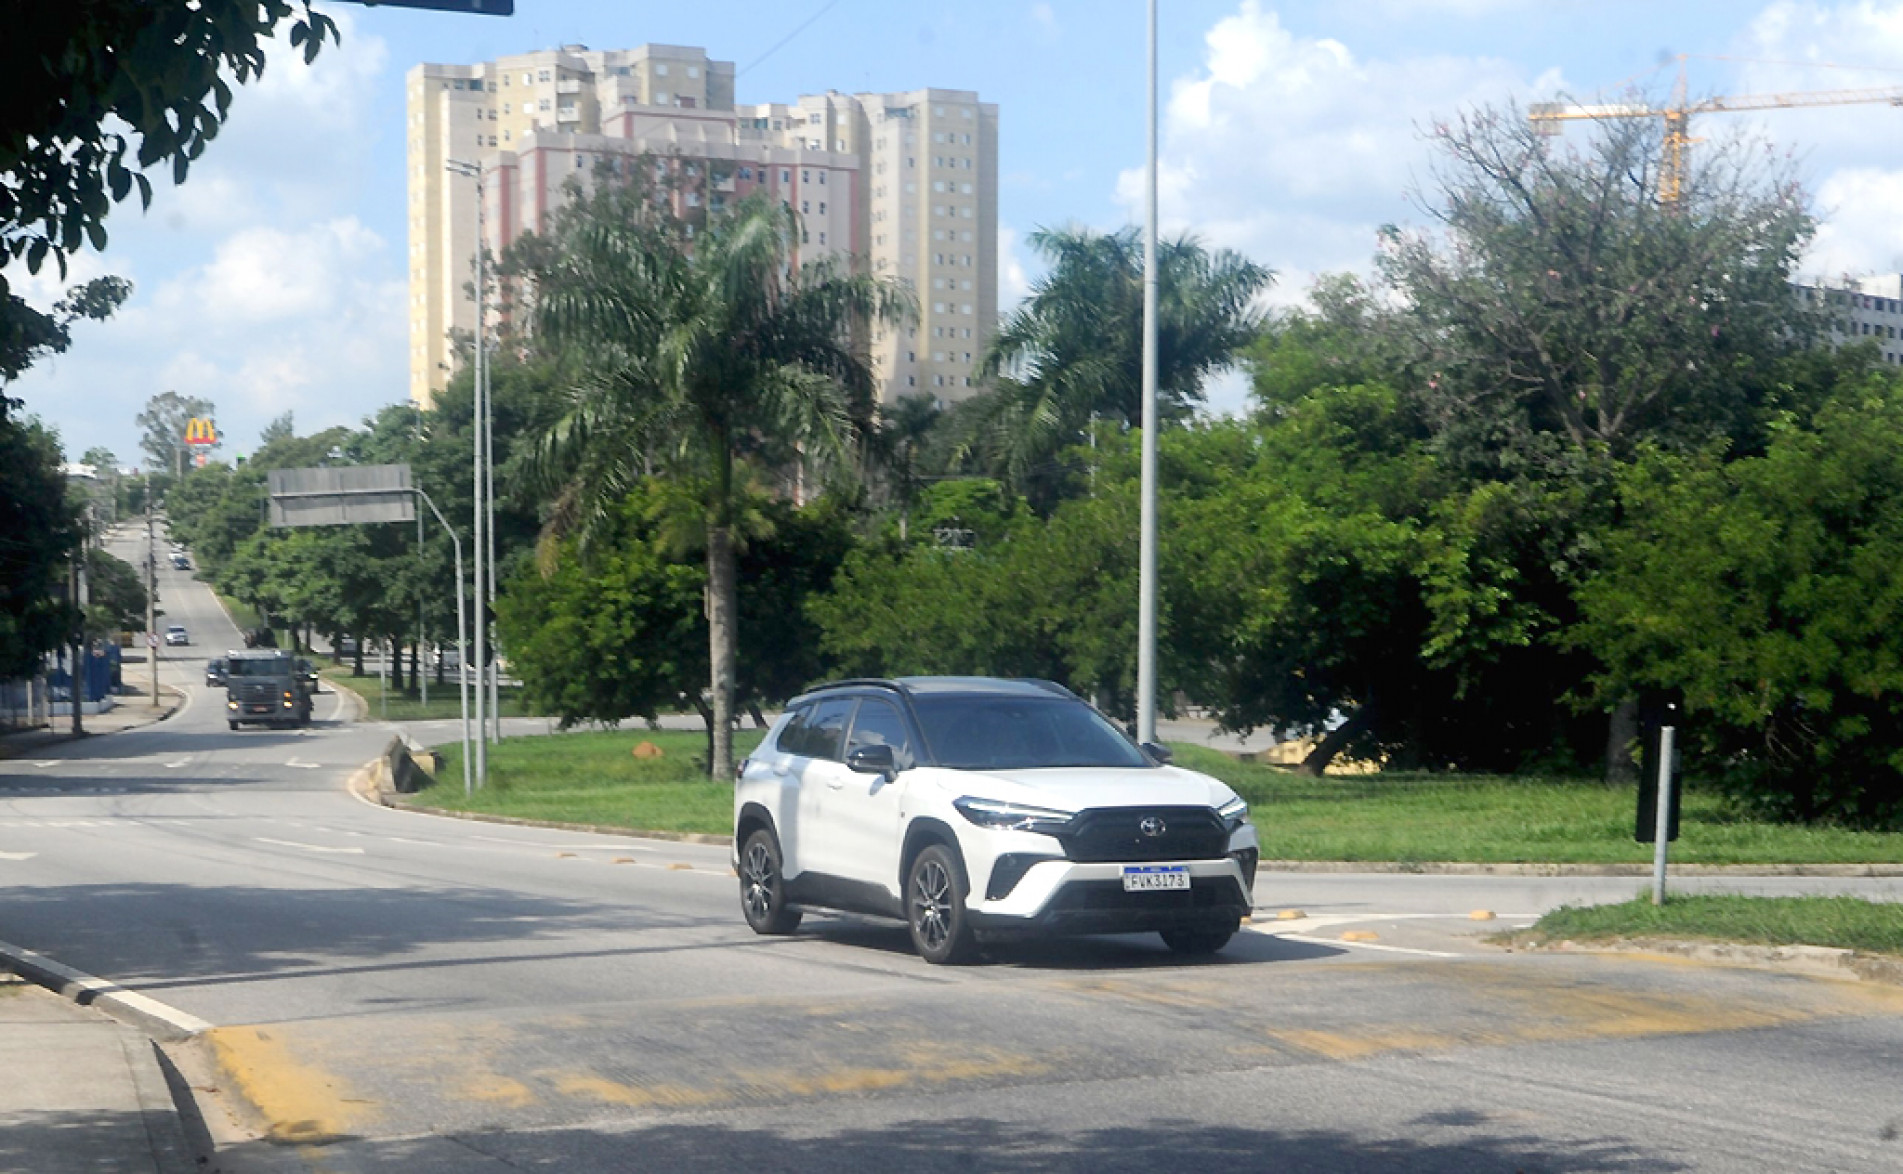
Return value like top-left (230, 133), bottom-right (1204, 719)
top-left (538, 69), bottom-right (551, 82)
top-left (656, 63), bottom-right (670, 76)
top-left (818, 231), bottom-right (825, 245)
top-left (687, 65), bottom-right (700, 79)
top-left (802, 201), bottom-right (810, 214)
top-left (819, 202), bottom-right (826, 214)
top-left (818, 172), bottom-right (826, 185)
top-left (802, 170), bottom-right (810, 184)
top-left (907, 351), bottom-right (915, 362)
top-left (781, 169), bottom-right (791, 183)
top-left (907, 376), bottom-right (916, 387)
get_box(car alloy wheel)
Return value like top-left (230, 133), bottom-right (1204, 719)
top-left (739, 829), bottom-right (801, 935)
top-left (907, 844), bottom-right (976, 964)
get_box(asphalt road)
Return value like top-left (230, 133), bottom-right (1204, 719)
top-left (1, 524), bottom-right (1900, 1172)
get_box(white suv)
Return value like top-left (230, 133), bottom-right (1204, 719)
top-left (733, 677), bottom-right (1259, 964)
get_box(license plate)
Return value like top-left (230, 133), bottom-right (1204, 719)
top-left (1122, 865), bottom-right (1190, 892)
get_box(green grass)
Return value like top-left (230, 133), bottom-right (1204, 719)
top-left (206, 588), bottom-right (260, 633)
top-left (413, 728), bottom-right (765, 835)
top-left (1167, 745), bottom-right (1903, 865)
top-left (391, 732), bottom-right (1903, 863)
top-left (321, 665), bottom-right (540, 721)
top-left (1519, 895), bottom-right (1903, 957)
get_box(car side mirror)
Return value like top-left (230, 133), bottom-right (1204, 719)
top-left (846, 743), bottom-right (898, 777)
top-left (1141, 741), bottom-right (1173, 765)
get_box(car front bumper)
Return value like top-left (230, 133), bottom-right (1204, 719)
top-left (964, 857), bottom-right (1253, 938)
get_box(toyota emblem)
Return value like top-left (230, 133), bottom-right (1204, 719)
top-left (1138, 816), bottom-right (1167, 838)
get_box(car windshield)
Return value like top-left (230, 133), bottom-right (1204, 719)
top-left (911, 695), bottom-right (1150, 770)
top-left (226, 658), bottom-right (291, 678)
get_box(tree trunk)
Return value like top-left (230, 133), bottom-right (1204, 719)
top-left (1604, 698), bottom-right (1640, 785)
top-left (408, 640), bottom-right (420, 696)
top-left (1294, 703), bottom-right (1374, 778)
top-left (352, 638), bottom-right (363, 677)
top-left (748, 701), bottom-right (767, 729)
top-left (706, 525), bottom-right (738, 781)
top-left (692, 696), bottom-right (715, 775)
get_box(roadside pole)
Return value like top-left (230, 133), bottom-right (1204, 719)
top-left (1651, 723), bottom-right (1676, 906)
top-left (1135, 0), bottom-right (1161, 745)
top-left (146, 495), bottom-right (159, 707)
top-left (68, 556), bottom-right (84, 736)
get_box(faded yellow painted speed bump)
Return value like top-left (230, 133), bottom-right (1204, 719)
top-left (1470, 909), bottom-right (1496, 921)
top-left (1276, 909), bottom-right (1305, 921)
top-left (1340, 930), bottom-right (1380, 942)
top-left (556, 852), bottom-right (577, 859)
top-left (668, 862), bottom-right (693, 871)
top-left (206, 1025), bottom-right (375, 1146)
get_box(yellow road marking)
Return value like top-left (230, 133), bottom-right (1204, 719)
top-left (206, 1025), bottom-right (375, 1146)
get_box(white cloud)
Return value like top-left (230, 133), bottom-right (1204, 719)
top-left (5, 9), bottom-right (401, 462)
top-left (1115, 1), bottom-right (1555, 290)
top-left (999, 225), bottom-right (1034, 306)
top-left (1804, 167), bottom-right (1903, 278)
top-left (1030, 2), bottom-right (1061, 39)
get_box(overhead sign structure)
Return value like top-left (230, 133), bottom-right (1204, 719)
top-left (268, 465), bottom-right (417, 527)
top-left (334, 0), bottom-right (513, 14)
top-left (184, 418), bottom-right (218, 446)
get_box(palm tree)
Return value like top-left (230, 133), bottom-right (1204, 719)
top-left (534, 195), bottom-right (914, 778)
top-left (959, 226), bottom-right (1273, 498)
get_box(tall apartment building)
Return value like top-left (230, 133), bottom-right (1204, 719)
top-left (406, 44), bottom-right (998, 409)
top-left (1791, 275), bottom-right (1903, 365)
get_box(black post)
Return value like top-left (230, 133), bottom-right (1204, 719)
top-left (1635, 701), bottom-right (1682, 843)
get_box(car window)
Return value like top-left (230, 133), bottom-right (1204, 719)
top-left (846, 698), bottom-right (910, 763)
top-left (911, 696), bottom-right (1150, 770)
top-left (773, 703), bottom-right (815, 755)
top-left (802, 698), bottom-right (855, 762)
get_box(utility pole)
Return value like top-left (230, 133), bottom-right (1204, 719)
top-left (1135, 0), bottom-right (1161, 746)
top-left (146, 490), bottom-right (159, 707)
top-left (68, 555), bottom-right (85, 736)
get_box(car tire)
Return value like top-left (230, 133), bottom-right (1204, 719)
top-left (228, 721), bottom-right (238, 731)
top-left (907, 843), bottom-right (978, 965)
top-left (1160, 921), bottom-right (1239, 956)
top-left (739, 829), bottom-right (802, 935)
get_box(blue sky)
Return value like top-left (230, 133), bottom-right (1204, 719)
top-left (16, 0), bottom-right (1903, 466)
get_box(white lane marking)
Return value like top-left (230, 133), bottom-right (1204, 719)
top-left (470, 835), bottom-right (654, 851)
top-left (1261, 912), bottom-right (1543, 930)
top-left (0, 851), bottom-right (36, 861)
top-left (32, 761), bottom-right (58, 768)
top-left (285, 759), bottom-right (322, 769)
top-left (1256, 928), bottom-right (1461, 959)
top-left (383, 836), bottom-right (447, 847)
top-left (165, 759), bottom-right (190, 769)
top-left (255, 837), bottom-right (364, 855)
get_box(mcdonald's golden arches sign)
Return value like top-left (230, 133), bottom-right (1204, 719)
top-left (184, 418), bottom-right (217, 446)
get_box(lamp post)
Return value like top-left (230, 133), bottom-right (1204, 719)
top-left (1136, 0), bottom-right (1161, 745)
top-left (445, 157), bottom-right (492, 783)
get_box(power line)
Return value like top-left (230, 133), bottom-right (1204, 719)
top-left (738, 0), bottom-right (841, 77)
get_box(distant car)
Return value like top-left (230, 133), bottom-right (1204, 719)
top-left (336, 636), bottom-right (359, 656)
top-left (170, 553), bottom-right (191, 570)
top-left (205, 658), bottom-right (228, 687)
top-left (294, 658), bottom-right (320, 690)
top-left (164, 625), bottom-right (189, 646)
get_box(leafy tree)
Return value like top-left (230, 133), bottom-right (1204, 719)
top-left (1, 2), bottom-right (335, 285)
top-left (137, 390), bottom-right (217, 475)
top-left (1574, 372), bottom-right (1903, 825)
top-left (532, 194), bottom-right (912, 778)
top-left (0, 415), bottom-right (81, 676)
top-left (259, 411), bottom-right (295, 450)
top-left (955, 226), bottom-right (1271, 504)
top-left (1, 277), bottom-right (132, 394)
top-left (82, 549), bottom-right (145, 639)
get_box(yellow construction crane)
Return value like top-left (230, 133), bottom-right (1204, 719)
top-left (1529, 57), bottom-right (1903, 208)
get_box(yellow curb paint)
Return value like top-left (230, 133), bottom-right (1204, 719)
top-left (1340, 930), bottom-right (1380, 942)
top-left (1470, 910), bottom-right (1496, 921)
top-left (206, 1026), bottom-right (374, 1146)
top-left (1276, 909), bottom-right (1305, 921)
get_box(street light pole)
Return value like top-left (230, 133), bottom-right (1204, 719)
top-left (409, 488), bottom-right (471, 796)
top-left (1136, 0), bottom-right (1161, 745)
top-left (446, 158), bottom-right (489, 786)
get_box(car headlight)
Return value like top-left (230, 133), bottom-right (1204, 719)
top-left (1218, 795), bottom-right (1250, 831)
top-left (227, 701), bottom-right (237, 709)
top-left (953, 796), bottom-right (1073, 835)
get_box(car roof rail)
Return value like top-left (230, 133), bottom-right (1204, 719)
top-left (806, 677), bottom-right (909, 696)
top-left (1014, 678), bottom-right (1081, 700)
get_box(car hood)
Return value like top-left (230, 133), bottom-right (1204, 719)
top-left (912, 765), bottom-right (1237, 813)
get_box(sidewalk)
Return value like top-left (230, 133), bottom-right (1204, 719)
top-left (0, 686), bottom-right (183, 761)
top-left (0, 974), bottom-right (196, 1173)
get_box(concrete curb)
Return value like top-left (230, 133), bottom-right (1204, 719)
top-left (0, 684), bottom-right (186, 760)
top-left (346, 756), bottom-right (732, 845)
top-left (0, 939), bottom-right (211, 1043)
top-left (1257, 859), bottom-right (1903, 877)
top-left (1509, 935), bottom-right (1903, 986)
top-left (338, 758), bottom-right (1903, 868)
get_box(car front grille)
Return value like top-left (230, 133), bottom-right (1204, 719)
top-left (1047, 876), bottom-right (1247, 912)
top-left (1055, 806), bottom-right (1229, 863)
top-left (232, 683), bottom-right (277, 703)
